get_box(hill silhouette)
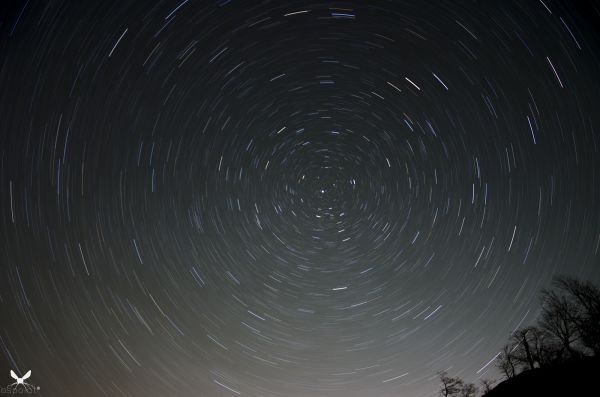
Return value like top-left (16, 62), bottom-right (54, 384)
top-left (483, 356), bottom-right (600, 396)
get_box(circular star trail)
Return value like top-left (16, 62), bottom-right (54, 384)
top-left (1, 1), bottom-right (599, 396)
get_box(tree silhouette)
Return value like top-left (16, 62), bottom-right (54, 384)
top-left (436, 371), bottom-right (479, 397)
top-left (508, 326), bottom-right (555, 369)
top-left (540, 286), bottom-right (581, 359)
top-left (551, 276), bottom-right (600, 356)
top-left (437, 371), bottom-right (463, 397)
top-left (496, 343), bottom-right (517, 379)
top-left (459, 382), bottom-right (477, 397)
top-left (479, 379), bottom-right (495, 394)
top-left (510, 327), bottom-right (537, 370)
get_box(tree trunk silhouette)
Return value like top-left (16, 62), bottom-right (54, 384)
top-left (521, 332), bottom-right (536, 370)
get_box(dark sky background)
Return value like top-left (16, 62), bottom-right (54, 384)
top-left (1, 1), bottom-right (599, 396)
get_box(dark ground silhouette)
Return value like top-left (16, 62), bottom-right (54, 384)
top-left (483, 356), bottom-right (600, 396)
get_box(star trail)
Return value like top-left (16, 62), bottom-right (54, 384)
top-left (1, 1), bottom-right (599, 396)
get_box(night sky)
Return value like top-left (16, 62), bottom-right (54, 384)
top-left (1, 1), bottom-right (600, 396)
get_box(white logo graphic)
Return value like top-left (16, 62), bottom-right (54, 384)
top-left (10, 370), bottom-right (31, 388)
top-left (1, 370), bottom-right (39, 394)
